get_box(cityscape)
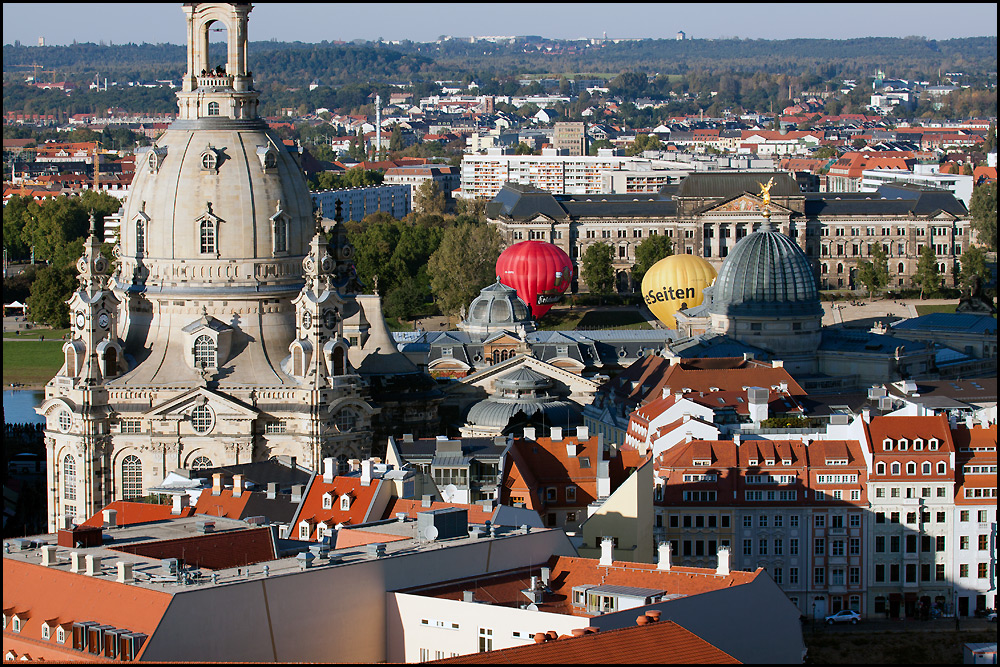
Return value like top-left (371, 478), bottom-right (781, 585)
top-left (2, 2), bottom-right (997, 664)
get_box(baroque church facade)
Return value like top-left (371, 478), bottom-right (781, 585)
top-left (37, 3), bottom-right (383, 531)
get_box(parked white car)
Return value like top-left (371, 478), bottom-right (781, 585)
top-left (825, 609), bottom-right (861, 625)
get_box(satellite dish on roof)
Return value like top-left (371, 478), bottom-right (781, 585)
top-left (526, 603), bottom-right (539, 611)
top-left (443, 483), bottom-right (458, 502)
top-left (424, 525), bottom-right (439, 541)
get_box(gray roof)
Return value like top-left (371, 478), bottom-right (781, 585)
top-left (709, 224), bottom-right (822, 318)
top-left (804, 185), bottom-right (968, 217)
top-left (818, 329), bottom-right (929, 354)
top-left (674, 171), bottom-right (800, 199)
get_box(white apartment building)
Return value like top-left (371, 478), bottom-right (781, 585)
top-left (460, 148), bottom-right (673, 199)
top-left (952, 427), bottom-right (998, 616)
top-left (860, 164), bottom-right (974, 207)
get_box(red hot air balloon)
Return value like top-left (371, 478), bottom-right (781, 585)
top-left (496, 240), bottom-right (574, 319)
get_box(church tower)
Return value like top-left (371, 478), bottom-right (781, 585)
top-left (37, 3), bottom-right (375, 532)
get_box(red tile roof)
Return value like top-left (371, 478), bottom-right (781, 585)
top-left (3, 558), bottom-right (171, 661)
top-left (413, 555), bottom-right (760, 618)
top-left (296, 476), bottom-right (385, 540)
top-left (81, 500), bottom-right (194, 528)
top-left (109, 525), bottom-right (275, 570)
top-left (193, 488), bottom-right (253, 519)
top-left (432, 618), bottom-right (740, 664)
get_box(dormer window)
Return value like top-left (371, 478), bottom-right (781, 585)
top-left (921, 462), bottom-right (931, 475)
top-left (692, 459), bottom-right (711, 467)
top-left (322, 492), bottom-right (333, 510)
top-left (42, 624), bottom-right (50, 640)
top-left (891, 462), bottom-right (901, 475)
top-left (898, 438), bottom-right (908, 451)
top-left (298, 520), bottom-right (311, 540)
top-left (782, 459), bottom-right (792, 466)
top-left (765, 459), bottom-right (775, 466)
top-left (937, 461), bottom-right (946, 474)
top-left (883, 439), bottom-right (893, 451)
top-left (270, 203), bottom-right (289, 256)
top-left (928, 438), bottom-right (939, 450)
top-left (906, 462), bottom-right (916, 475)
top-left (913, 438), bottom-right (923, 450)
top-left (748, 459), bottom-right (758, 466)
top-left (199, 219), bottom-right (216, 254)
top-left (876, 462), bottom-right (886, 475)
top-left (340, 495), bottom-right (351, 511)
top-left (57, 626), bottom-right (66, 644)
top-left (12, 615), bottom-right (22, 634)
top-left (194, 335), bottom-right (217, 369)
top-left (257, 145), bottom-right (279, 170)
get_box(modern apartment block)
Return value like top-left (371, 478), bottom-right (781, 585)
top-left (460, 148), bottom-right (668, 199)
top-left (311, 183), bottom-right (411, 223)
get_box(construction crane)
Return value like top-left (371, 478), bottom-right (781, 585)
top-left (14, 63), bottom-right (57, 83)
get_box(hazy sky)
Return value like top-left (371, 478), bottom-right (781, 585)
top-left (3, 3), bottom-right (997, 45)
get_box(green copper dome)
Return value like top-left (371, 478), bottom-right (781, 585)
top-left (709, 224), bottom-right (821, 318)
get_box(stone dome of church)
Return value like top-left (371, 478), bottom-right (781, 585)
top-left (708, 223), bottom-right (821, 318)
top-left (459, 280), bottom-right (535, 337)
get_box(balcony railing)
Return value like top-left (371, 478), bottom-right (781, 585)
top-left (197, 74), bottom-right (234, 88)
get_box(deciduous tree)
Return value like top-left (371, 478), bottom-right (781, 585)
top-left (911, 245), bottom-right (942, 298)
top-left (413, 179), bottom-right (446, 214)
top-left (856, 245), bottom-right (889, 299)
top-left (969, 181), bottom-right (997, 251)
top-left (581, 242), bottom-right (615, 297)
top-left (631, 234), bottom-right (674, 286)
top-left (427, 222), bottom-right (502, 316)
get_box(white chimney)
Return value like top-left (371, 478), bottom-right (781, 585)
top-left (103, 508), bottom-right (117, 527)
top-left (267, 482), bottom-right (277, 499)
top-left (657, 542), bottom-right (672, 571)
top-left (291, 484), bottom-right (304, 503)
top-left (323, 457), bottom-right (336, 482)
top-left (117, 561), bottom-right (134, 583)
top-left (599, 537), bottom-right (614, 566)
top-left (733, 433), bottom-right (741, 445)
top-left (566, 442), bottom-right (578, 457)
top-left (747, 387), bottom-right (769, 426)
top-left (716, 546), bottom-right (731, 576)
top-left (40, 545), bottom-right (57, 567)
top-left (361, 459), bottom-right (373, 487)
top-left (172, 494), bottom-right (189, 515)
top-left (551, 426), bottom-right (563, 441)
top-left (523, 426), bottom-right (536, 440)
top-left (233, 474), bottom-right (244, 498)
top-left (70, 551), bottom-right (85, 573)
top-left (85, 554), bottom-right (103, 577)
top-left (212, 473), bottom-right (222, 496)
top-left (597, 460), bottom-right (611, 497)
top-left (576, 425), bottom-right (589, 440)
top-left (662, 387), bottom-right (670, 399)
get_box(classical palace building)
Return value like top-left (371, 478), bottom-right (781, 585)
top-left (485, 174), bottom-right (970, 293)
top-left (35, 3), bottom-right (393, 532)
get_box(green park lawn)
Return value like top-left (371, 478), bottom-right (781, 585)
top-left (914, 304), bottom-right (958, 316)
top-left (3, 340), bottom-right (64, 386)
top-left (4, 328), bottom-right (71, 340)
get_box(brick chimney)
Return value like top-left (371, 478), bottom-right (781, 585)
top-left (233, 474), bottom-right (244, 498)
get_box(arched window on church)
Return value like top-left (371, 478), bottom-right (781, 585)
top-left (273, 216), bottom-right (287, 254)
top-left (207, 101), bottom-right (220, 116)
top-left (122, 455), bottom-right (143, 500)
top-left (104, 347), bottom-right (117, 378)
top-left (897, 262), bottom-right (904, 274)
top-left (136, 219), bottom-right (146, 256)
top-left (199, 219), bottom-right (216, 254)
top-left (191, 456), bottom-right (213, 470)
top-left (63, 454), bottom-right (76, 501)
top-left (194, 335), bottom-right (217, 368)
top-left (333, 346), bottom-right (346, 375)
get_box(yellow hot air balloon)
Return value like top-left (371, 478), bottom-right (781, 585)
top-left (641, 255), bottom-right (717, 329)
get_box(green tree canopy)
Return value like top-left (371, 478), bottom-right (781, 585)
top-left (413, 179), bottom-right (446, 214)
top-left (427, 222), bottom-right (502, 317)
top-left (969, 181), bottom-right (997, 251)
top-left (856, 245), bottom-right (889, 299)
top-left (581, 242), bottom-right (615, 296)
top-left (958, 244), bottom-right (990, 292)
top-left (26, 264), bottom-right (76, 328)
top-left (911, 245), bottom-right (942, 298)
top-left (631, 234), bottom-right (674, 286)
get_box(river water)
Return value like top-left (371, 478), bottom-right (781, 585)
top-left (3, 389), bottom-right (46, 425)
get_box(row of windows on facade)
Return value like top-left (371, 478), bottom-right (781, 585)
top-left (61, 453), bottom-right (213, 503)
top-left (875, 509), bottom-right (993, 525)
top-left (508, 224), bottom-right (959, 242)
top-left (664, 488), bottom-right (870, 502)
top-left (132, 218), bottom-right (288, 256)
top-left (873, 562), bottom-right (991, 583)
